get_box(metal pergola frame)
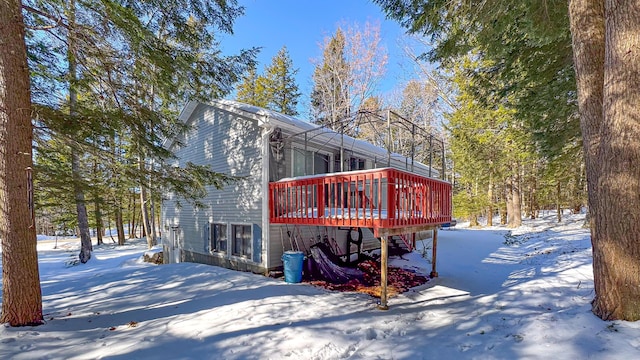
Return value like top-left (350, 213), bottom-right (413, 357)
top-left (275, 109), bottom-right (447, 180)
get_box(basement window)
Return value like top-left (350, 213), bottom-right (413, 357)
top-left (232, 224), bottom-right (252, 258)
top-left (209, 223), bottom-right (227, 253)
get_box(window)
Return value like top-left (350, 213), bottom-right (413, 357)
top-left (314, 152), bottom-right (329, 174)
top-left (232, 224), bottom-right (252, 258)
top-left (334, 154), bottom-right (366, 172)
top-left (293, 149), bottom-right (313, 177)
top-left (350, 157), bottom-right (366, 170)
top-left (293, 148), bottom-right (330, 176)
top-left (209, 223), bottom-right (227, 252)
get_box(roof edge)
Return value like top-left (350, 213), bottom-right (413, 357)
top-left (172, 99), bottom-right (442, 178)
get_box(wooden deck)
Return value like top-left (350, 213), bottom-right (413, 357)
top-left (268, 167), bottom-right (452, 237)
top-left (268, 167), bottom-right (452, 309)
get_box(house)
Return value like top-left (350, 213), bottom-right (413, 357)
top-left (161, 100), bottom-right (452, 290)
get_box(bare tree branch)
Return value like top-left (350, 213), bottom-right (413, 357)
top-left (22, 5), bottom-right (68, 29)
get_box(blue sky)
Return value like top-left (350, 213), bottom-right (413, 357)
top-left (219, 0), bottom-right (417, 115)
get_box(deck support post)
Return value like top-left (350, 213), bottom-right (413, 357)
top-left (411, 232), bottom-right (416, 251)
top-left (378, 236), bottom-right (389, 310)
top-left (431, 227), bottom-right (439, 278)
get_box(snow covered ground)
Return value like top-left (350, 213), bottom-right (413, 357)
top-left (1, 213), bottom-right (639, 359)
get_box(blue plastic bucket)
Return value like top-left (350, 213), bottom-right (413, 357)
top-left (282, 251), bottom-right (304, 283)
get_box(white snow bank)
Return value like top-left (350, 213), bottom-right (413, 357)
top-left (1, 214), bottom-right (639, 359)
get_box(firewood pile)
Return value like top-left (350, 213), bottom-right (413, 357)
top-left (307, 259), bottom-right (429, 297)
top-left (143, 251), bottom-right (163, 264)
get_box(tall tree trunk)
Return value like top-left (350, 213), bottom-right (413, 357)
top-left (92, 158), bottom-right (103, 245)
top-left (572, 0), bottom-right (605, 306)
top-left (107, 213), bottom-right (115, 243)
top-left (115, 204), bottom-right (125, 246)
top-left (569, 0), bottom-right (605, 230)
top-left (150, 190), bottom-right (157, 245)
top-left (529, 165), bottom-right (537, 219)
top-left (147, 85), bottom-right (158, 245)
top-left (571, 0), bottom-right (640, 320)
top-left (521, 178), bottom-right (529, 219)
top-left (588, 0), bottom-right (640, 320)
top-left (139, 156), bottom-right (153, 248)
top-left (486, 174), bottom-right (493, 226)
top-left (511, 165), bottom-right (522, 227)
top-left (72, 152), bottom-right (92, 262)
top-left (506, 178), bottom-right (514, 226)
top-left (0, 0), bottom-right (44, 326)
top-left (66, 0), bottom-right (92, 263)
top-left (556, 181), bottom-right (562, 223)
top-left (500, 198), bottom-right (507, 225)
top-left (94, 198), bottom-right (103, 245)
top-left (129, 190), bottom-right (136, 239)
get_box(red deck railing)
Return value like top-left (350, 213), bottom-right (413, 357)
top-left (268, 168), bottom-right (452, 237)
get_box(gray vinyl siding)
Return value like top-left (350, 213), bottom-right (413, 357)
top-left (163, 101), bottom-right (441, 273)
top-left (162, 103), bottom-right (265, 271)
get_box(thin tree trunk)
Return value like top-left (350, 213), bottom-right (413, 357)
top-left (0, 0), bottom-right (44, 326)
top-left (127, 190), bottom-right (131, 237)
top-left (66, 0), bottom-right (92, 263)
top-left (129, 190), bottom-right (136, 239)
top-left (139, 156), bottom-right (153, 248)
top-left (107, 213), bottom-right (115, 243)
top-left (470, 214), bottom-right (479, 227)
top-left (95, 198), bottom-right (103, 245)
top-left (557, 181), bottom-right (562, 223)
top-left (521, 177), bottom-right (529, 220)
top-left (511, 164), bottom-right (522, 227)
top-left (500, 196), bottom-right (507, 225)
top-left (506, 178), bottom-right (514, 226)
top-left (115, 205), bottom-right (126, 246)
top-left (150, 189), bottom-right (157, 245)
top-left (487, 174), bottom-right (493, 226)
top-left (72, 152), bottom-right (92, 263)
top-left (92, 158), bottom-right (103, 245)
top-left (148, 85), bottom-right (157, 245)
top-left (529, 164), bottom-right (537, 219)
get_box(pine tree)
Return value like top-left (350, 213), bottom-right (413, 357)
top-left (376, 0), bottom-right (640, 320)
top-left (0, 0), bottom-right (44, 326)
top-left (236, 65), bottom-right (268, 108)
top-left (446, 56), bottom-right (531, 227)
top-left (374, 0), bottom-right (576, 160)
top-left (311, 28), bottom-right (350, 132)
top-left (263, 46), bottom-right (300, 116)
top-left (33, 137), bottom-right (78, 233)
top-left (25, 0), bottom-right (257, 257)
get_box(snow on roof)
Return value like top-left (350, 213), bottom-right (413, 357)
top-left (178, 99), bottom-right (440, 177)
